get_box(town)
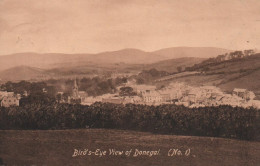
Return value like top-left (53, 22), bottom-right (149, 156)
top-left (58, 79), bottom-right (260, 109)
top-left (1, 78), bottom-right (260, 109)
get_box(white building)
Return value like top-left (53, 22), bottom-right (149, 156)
top-left (0, 93), bottom-right (20, 107)
top-left (233, 88), bottom-right (255, 100)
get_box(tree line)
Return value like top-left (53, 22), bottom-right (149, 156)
top-left (0, 76), bottom-right (128, 99)
top-left (0, 102), bottom-right (259, 141)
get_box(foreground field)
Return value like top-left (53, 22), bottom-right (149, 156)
top-left (0, 129), bottom-right (259, 166)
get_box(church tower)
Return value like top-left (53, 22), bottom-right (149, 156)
top-left (72, 78), bottom-right (79, 98)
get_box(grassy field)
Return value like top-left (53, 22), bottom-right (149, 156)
top-left (0, 129), bottom-right (259, 166)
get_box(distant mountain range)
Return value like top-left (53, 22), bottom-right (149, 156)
top-left (0, 47), bottom-right (231, 71)
top-left (0, 48), bottom-right (259, 99)
top-left (153, 47), bottom-right (230, 59)
top-left (0, 57), bottom-right (206, 81)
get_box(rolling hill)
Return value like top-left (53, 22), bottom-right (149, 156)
top-left (0, 47), bottom-right (231, 81)
top-left (0, 57), bottom-right (207, 81)
top-left (0, 66), bottom-right (48, 81)
top-left (0, 52), bottom-right (92, 71)
top-left (155, 53), bottom-right (260, 98)
top-left (153, 47), bottom-right (231, 59)
top-left (144, 57), bottom-right (205, 73)
top-left (0, 47), bottom-right (231, 72)
top-left (0, 49), bottom-right (163, 71)
top-left (91, 48), bottom-right (166, 64)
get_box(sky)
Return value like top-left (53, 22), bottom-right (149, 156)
top-left (0, 0), bottom-right (259, 55)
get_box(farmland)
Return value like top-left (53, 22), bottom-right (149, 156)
top-left (0, 129), bottom-right (259, 166)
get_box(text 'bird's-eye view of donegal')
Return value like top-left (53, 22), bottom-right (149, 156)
top-left (0, 0), bottom-right (259, 166)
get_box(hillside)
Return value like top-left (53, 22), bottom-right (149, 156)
top-left (0, 52), bottom-right (92, 71)
top-left (0, 49), bottom-right (162, 71)
top-left (219, 69), bottom-right (260, 95)
top-left (188, 53), bottom-right (260, 73)
top-left (91, 48), bottom-right (166, 64)
top-left (155, 54), bottom-right (260, 98)
top-left (0, 66), bottom-right (48, 81)
top-left (0, 47), bottom-right (231, 71)
top-left (153, 47), bottom-right (231, 59)
top-left (144, 57), bottom-right (205, 73)
top-left (0, 129), bottom-right (259, 166)
top-left (47, 57), bottom-right (206, 76)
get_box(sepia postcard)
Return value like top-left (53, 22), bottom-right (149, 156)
top-left (0, 0), bottom-right (259, 165)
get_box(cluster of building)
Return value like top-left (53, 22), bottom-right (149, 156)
top-left (0, 91), bottom-right (20, 107)
top-left (65, 79), bottom-right (260, 109)
top-left (1, 78), bottom-right (259, 110)
top-left (122, 82), bottom-right (259, 109)
top-left (162, 83), bottom-right (259, 108)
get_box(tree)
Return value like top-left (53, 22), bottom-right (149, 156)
top-left (119, 87), bottom-right (136, 96)
top-left (244, 49), bottom-right (255, 56)
top-left (177, 66), bottom-right (182, 72)
top-left (136, 77), bottom-right (145, 84)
